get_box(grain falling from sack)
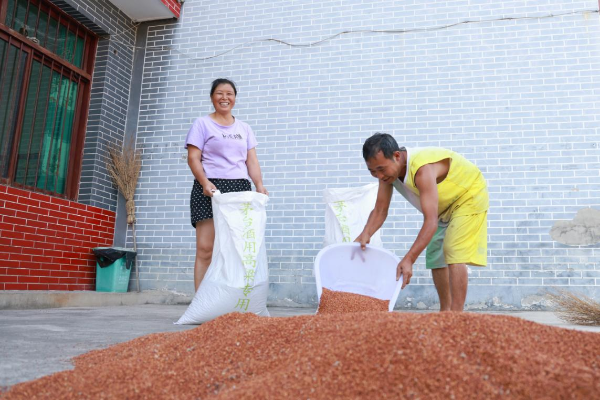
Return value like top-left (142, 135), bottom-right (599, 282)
top-left (3, 312), bottom-right (600, 400)
top-left (317, 287), bottom-right (389, 314)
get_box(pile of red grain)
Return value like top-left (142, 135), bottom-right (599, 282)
top-left (317, 288), bottom-right (389, 314)
top-left (3, 310), bottom-right (600, 399)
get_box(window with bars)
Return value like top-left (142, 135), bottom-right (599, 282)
top-left (0, 0), bottom-right (97, 199)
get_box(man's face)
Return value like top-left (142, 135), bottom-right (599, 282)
top-left (366, 150), bottom-right (402, 184)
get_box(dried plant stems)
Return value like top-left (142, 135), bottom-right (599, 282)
top-left (107, 141), bottom-right (142, 292)
top-left (546, 289), bottom-right (600, 326)
top-left (107, 143), bottom-right (141, 224)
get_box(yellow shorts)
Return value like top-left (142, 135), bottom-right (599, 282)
top-left (425, 212), bottom-right (487, 269)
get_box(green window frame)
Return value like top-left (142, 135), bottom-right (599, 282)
top-left (0, 0), bottom-right (97, 199)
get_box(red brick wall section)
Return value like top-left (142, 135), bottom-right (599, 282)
top-left (160, 0), bottom-right (181, 18)
top-left (0, 185), bottom-right (116, 291)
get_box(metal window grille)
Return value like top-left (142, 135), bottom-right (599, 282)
top-left (0, 0), bottom-right (97, 199)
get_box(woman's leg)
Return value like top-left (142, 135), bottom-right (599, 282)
top-left (194, 218), bottom-right (215, 291)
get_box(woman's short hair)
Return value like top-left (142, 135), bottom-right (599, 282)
top-left (362, 133), bottom-right (401, 161)
top-left (210, 78), bottom-right (237, 96)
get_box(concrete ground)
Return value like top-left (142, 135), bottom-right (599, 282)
top-left (1, 304), bottom-right (599, 391)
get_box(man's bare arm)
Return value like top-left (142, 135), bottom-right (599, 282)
top-left (405, 164), bottom-right (440, 262)
top-left (395, 163), bottom-right (440, 286)
top-left (355, 182), bottom-right (393, 249)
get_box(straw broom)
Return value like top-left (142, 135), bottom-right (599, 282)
top-left (106, 140), bottom-right (142, 293)
top-left (546, 289), bottom-right (600, 326)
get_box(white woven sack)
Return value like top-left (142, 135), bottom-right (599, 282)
top-left (314, 243), bottom-right (403, 312)
top-left (176, 191), bottom-right (270, 324)
top-left (323, 183), bottom-right (382, 248)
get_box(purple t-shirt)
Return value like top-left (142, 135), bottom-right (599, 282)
top-left (184, 115), bottom-right (258, 179)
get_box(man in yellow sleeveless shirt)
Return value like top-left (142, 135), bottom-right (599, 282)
top-left (355, 133), bottom-right (489, 311)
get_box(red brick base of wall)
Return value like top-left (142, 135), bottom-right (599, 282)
top-left (0, 185), bottom-right (116, 290)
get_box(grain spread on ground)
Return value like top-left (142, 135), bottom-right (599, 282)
top-left (3, 311), bottom-right (600, 399)
top-left (317, 287), bottom-right (389, 314)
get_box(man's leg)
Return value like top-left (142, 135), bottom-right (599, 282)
top-left (427, 224), bottom-right (451, 311)
top-left (431, 267), bottom-right (451, 311)
top-left (448, 263), bottom-right (468, 311)
top-left (443, 211), bottom-right (488, 311)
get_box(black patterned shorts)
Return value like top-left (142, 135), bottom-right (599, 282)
top-left (190, 178), bottom-right (251, 227)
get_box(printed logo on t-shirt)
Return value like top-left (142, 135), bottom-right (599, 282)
top-left (222, 133), bottom-right (243, 140)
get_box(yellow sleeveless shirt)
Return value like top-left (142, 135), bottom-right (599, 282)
top-left (401, 147), bottom-right (488, 223)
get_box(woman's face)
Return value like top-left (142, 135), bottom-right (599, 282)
top-left (211, 83), bottom-right (236, 114)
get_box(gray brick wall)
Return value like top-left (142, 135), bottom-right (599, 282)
top-left (133, 0), bottom-right (600, 308)
top-left (50, 0), bottom-right (137, 211)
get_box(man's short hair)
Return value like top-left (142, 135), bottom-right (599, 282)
top-left (363, 133), bottom-right (401, 161)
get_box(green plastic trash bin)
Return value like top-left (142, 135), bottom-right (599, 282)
top-left (93, 247), bottom-right (136, 292)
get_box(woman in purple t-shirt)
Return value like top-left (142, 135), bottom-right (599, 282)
top-left (185, 78), bottom-right (268, 291)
